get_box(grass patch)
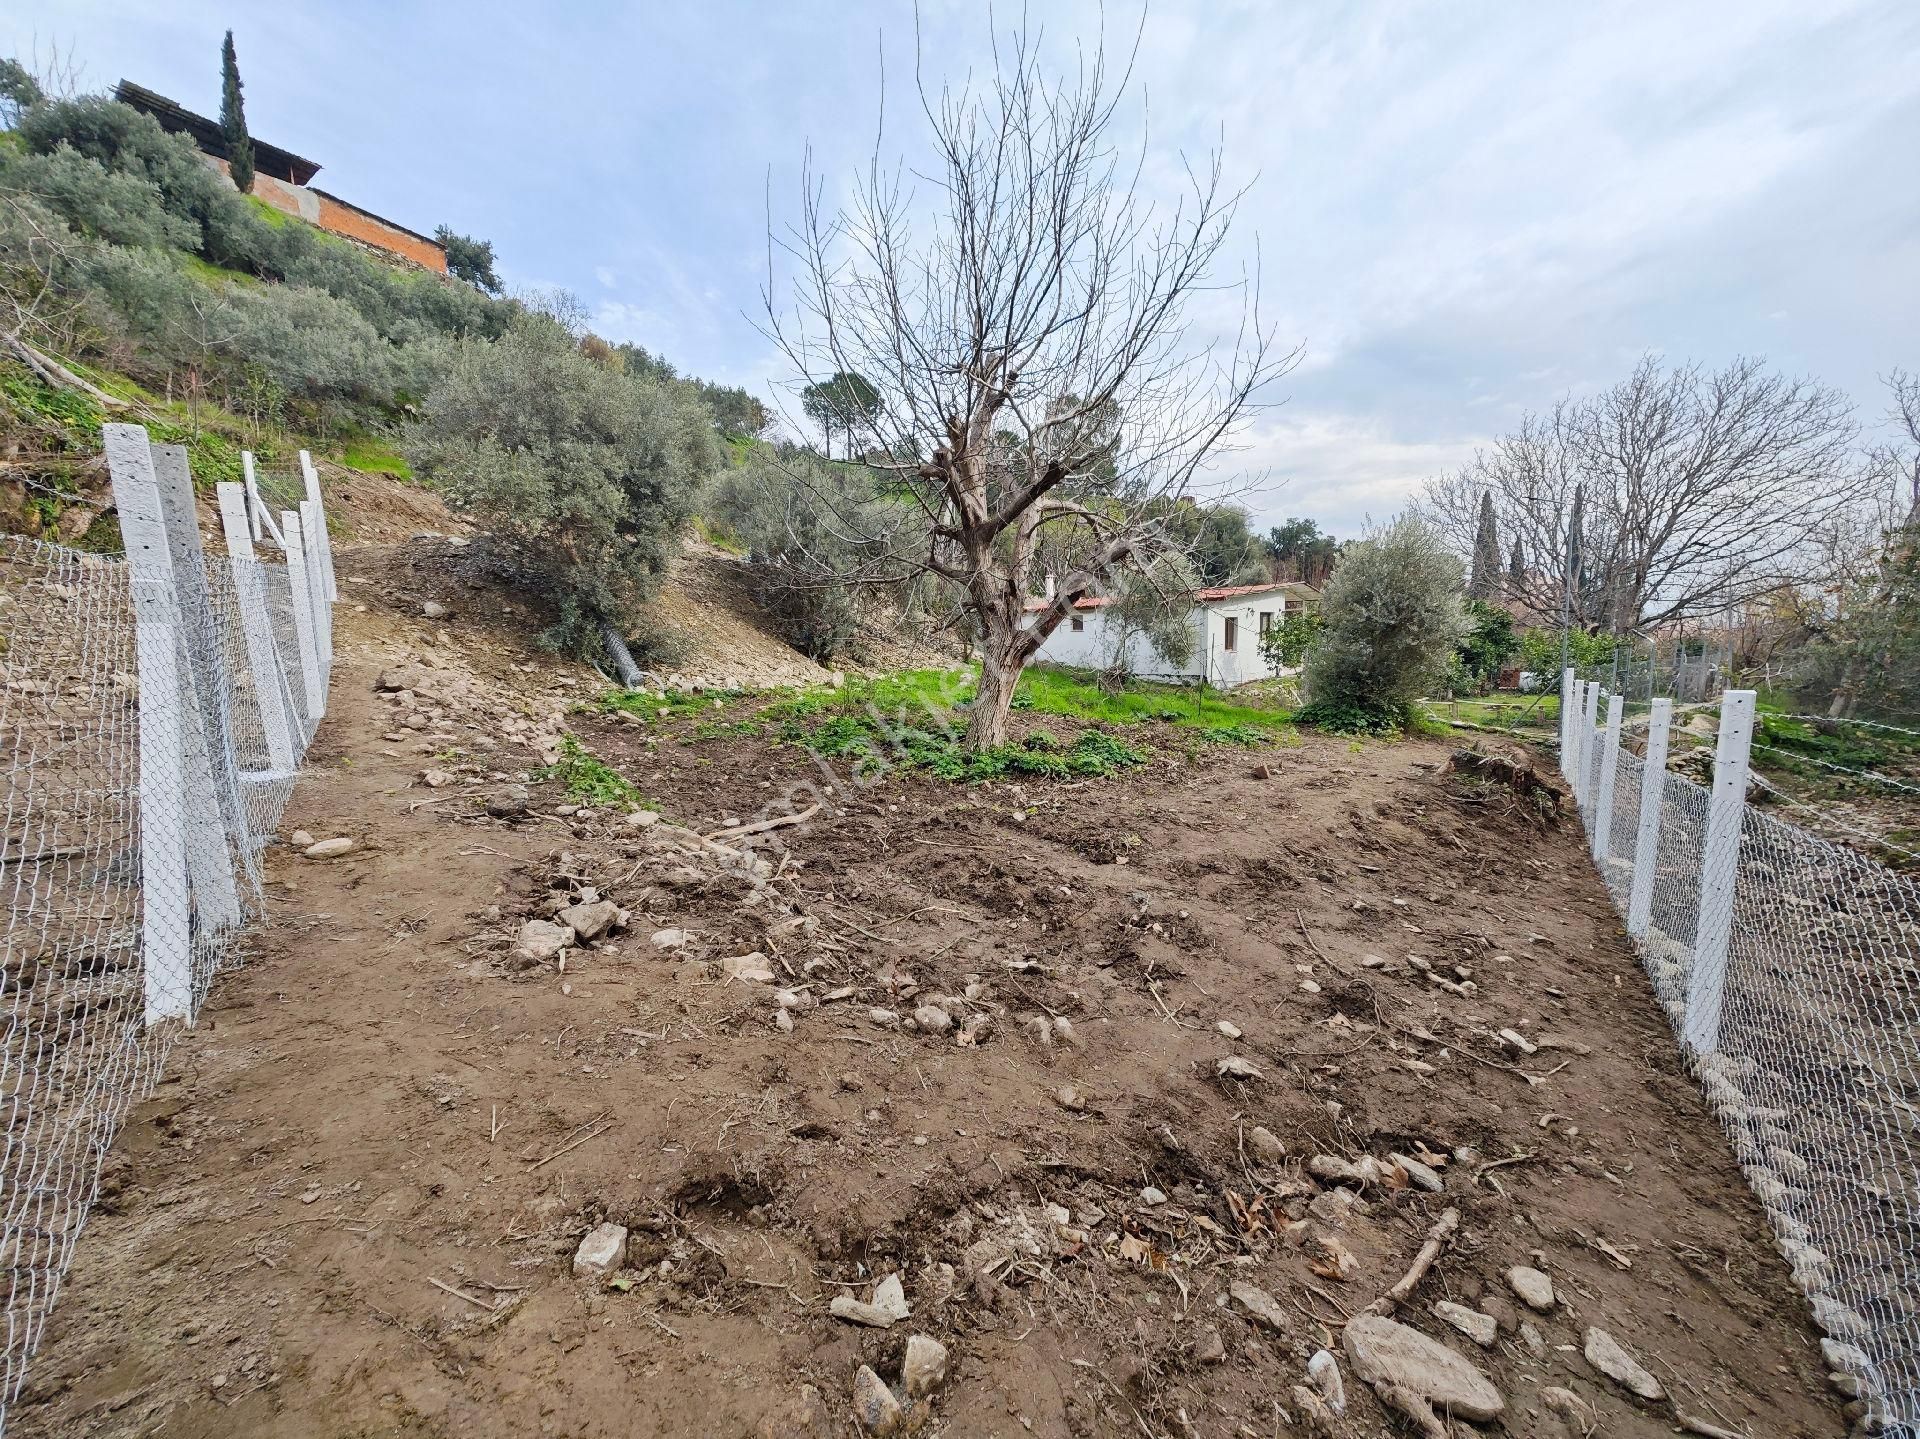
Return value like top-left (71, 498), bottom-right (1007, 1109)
top-left (339, 433), bottom-right (414, 481)
top-left (1015, 665), bottom-right (1293, 735)
top-left (534, 735), bottom-right (648, 808)
top-left (598, 686), bottom-right (754, 724)
top-left (692, 513), bottom-right (747, 555)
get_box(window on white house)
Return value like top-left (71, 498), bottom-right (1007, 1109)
top-left (1258, 611), bottom-right (1274, 635)
top-left (1070, 616), bottom-right (1085, 632)
top-left (1223, 616), bottom-right (1238, 652)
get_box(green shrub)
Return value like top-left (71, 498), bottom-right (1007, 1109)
top-left (1302, 518), bottom-right (1468, 733)
top-left (405, 311), bottom-right (720, 656)
top-left (705, 446), bottom-right (898, 661)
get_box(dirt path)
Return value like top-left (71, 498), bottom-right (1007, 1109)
top-left (13, 548), bottom-right (1845, 1438)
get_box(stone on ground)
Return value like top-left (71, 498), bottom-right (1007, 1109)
top-left (1507, 1264), bottom-right (1556, 1311)
top-left (1584, 1327), bottom-right (1665, 1400)
top-left (720, 952), bottom-right (775, 982)
top-left (303, 837), bottom-right (355, 859)
top-left (902, 1334), bottom-right (948, 1397)
top-left (829, 1295), bottom-right (897, 1329)
top-left (1231, 1281), bottom-right (1289, 1333)
top-left (557, 899), bottom-right (621, 941)
top-left (852, 1365), bottom-right (903, 1435)
top-left (1433, 1301), bottom-right (1498, 1347)
top-left (572, 1222), bottom-right (627, 1278)
top-left (1342, 1314), bottom-right (1505, 1423)
top-left (872, 1272), bottom-right (911, 1321)
top-left (517, 918), bottom-right (573, 962)
top-left (1249, 1126), bottom-right (1287, 1164)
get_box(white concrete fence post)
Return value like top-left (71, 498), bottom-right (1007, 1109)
top-left (1592, 693), bottom-right (1624, 865)
top-left (1579, 681), bottom-right (1602, 810)
top-left (1626, 697), bottom-right (1672, 938)
top-left (1683, 689), bottom-right (1756, 1055)
top-left (282, 509), bottom-right (327, 725)
top-left (1560, 668), bottom-right (1576, 776)
top-left (298, 451), bottom-right (338, 603)
top-left (216, 482), bottom-right (298, 782)
top-left (298, 497), bottom-right (331, 677)
top-left (103, 425), bottom-right (200, 1024)
top-left (147, 442), bottom-right (245, 942)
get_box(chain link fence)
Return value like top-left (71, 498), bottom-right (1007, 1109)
top-left (1563, 671), bottom-right (1920, 1436)
top-left (0, 425), bottom-right (335, 1428)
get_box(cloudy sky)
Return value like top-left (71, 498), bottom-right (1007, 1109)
top-left (8, 1), bottom-right (1917, 535)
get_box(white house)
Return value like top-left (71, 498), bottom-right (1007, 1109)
top-left (1031, 581), bottom-right (1322, 688)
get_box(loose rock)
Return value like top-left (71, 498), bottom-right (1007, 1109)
top-left (1307, 1349), bottom-right (1347, 1415)
top-left (1342, 1314), bottom-right (1505, 1424)
top-left (913, 1004), bottom-right (953, 1035)
top-left (650, 928), bottom-right (692, 950)
top-left (1390, 1152), bottom-right (1444, 1193)
top-left (830, 1296), bottom-right (898, 1329)
top-left (486, 786), bottom-right (529, 818)
top-left (1584, 1327), bottom-right (1665, 1400)
top-left (557, 900), bottom-right (621, 942)
top-left (1230, 1280), bottom-right (1290, 1333)
top-left (902, 1334), bottom-right (948, 1398)
top-left (872, 1273), bottom-right (911, 1322)
top-left (303, 837), bottom-right (355, 860)
top-left (1249, 1126), bottom-right (1287, 1164)
top-left (1196, 1326), bottom-right (1226, 1365)
top-left (1433, 1301), bottom-right (1498, 1347)
top-left (721, 952), bottom-right (775, 983)
top-left (1507, 1264), bottom-right (1556, 1311)
top-left (572, 1222), bottom-right (627, 1278)
top-left (851, 1365), bottom-right (903, 1435)
top-left (517, 918), bottom-right (573, 963)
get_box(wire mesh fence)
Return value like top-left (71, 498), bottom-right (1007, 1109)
top-left (1564, 671), bottom-right (1920, 1435)
top-left (0, 426), bottom-right (335, 1429)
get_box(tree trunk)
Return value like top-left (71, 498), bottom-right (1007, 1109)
top-left (966, 645), bottom-right (1022, 751)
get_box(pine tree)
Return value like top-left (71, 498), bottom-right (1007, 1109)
top-left (220, 31), bottom-right (255, 194)
top-left (1468, 490), bottom-right (1500, 600)
top-left (1507, 536), bottom-right (1525, 591)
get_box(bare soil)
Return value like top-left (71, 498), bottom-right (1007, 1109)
top-left (12, 545), bottom-right (1844, 1439)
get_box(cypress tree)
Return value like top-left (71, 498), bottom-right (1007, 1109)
top-left (1468, 490), bottom-right (1501, 600)
top-left (1507, 536), bottom-right (1525, 591)
top-left (220, 31), bottom-right (255, 193)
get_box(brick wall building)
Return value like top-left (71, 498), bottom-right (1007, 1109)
top-left (114, 81), bottom-right (448, 275)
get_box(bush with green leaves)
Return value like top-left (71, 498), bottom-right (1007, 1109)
top-left (1515, 625), bottom-right (1618, 678)
top-left (1299, 517), bottom-right (1468, 732)
top-left (1453, 599), bottom-right (1517, 693)
top-left (1258, 608), bottom-right (1322, 673)
top-left (705, 446), bottom-right (897, 660)
top-left (0, 143), bottom-right (194, 249)
top-left (405, 312), bottom-right (720, 655)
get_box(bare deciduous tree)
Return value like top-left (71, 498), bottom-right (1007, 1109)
top-left (765, 16), bottom-right (1295, 749)
top-left (1424, 355), bottom-right (1864, 633)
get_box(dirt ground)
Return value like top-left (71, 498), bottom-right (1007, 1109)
top-left (12, 543), bottom-right (1847, 1439)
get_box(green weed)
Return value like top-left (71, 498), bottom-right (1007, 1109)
top-left (535, 735), bottom-right (645, 808)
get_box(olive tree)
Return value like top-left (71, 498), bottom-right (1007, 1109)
top-left (707, 446), bottom-right (894, 661)
top-left (1301, 517), bottom-right (1469, 732)
top-left (767, 18), bottom-right (1294, 750)
top-left (406, 311), bottom-right (720, 656)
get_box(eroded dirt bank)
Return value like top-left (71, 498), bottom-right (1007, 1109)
top-left (14, 547), bottom-right (1843, 1438)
